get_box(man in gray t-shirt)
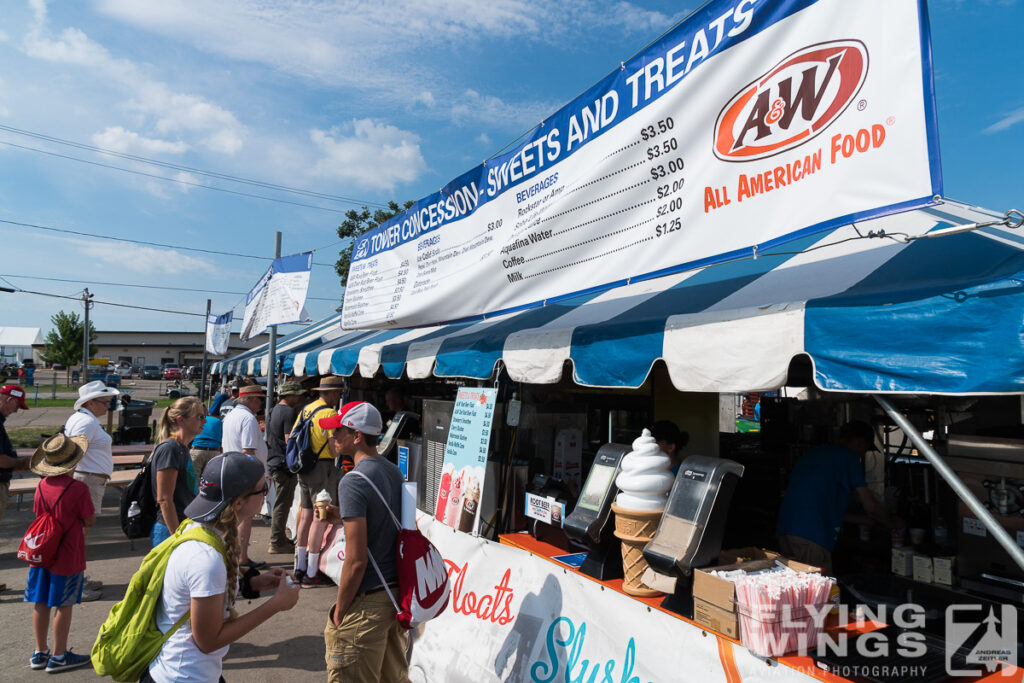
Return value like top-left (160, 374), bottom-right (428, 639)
top-left (319, 401), bottom-right (407, 683)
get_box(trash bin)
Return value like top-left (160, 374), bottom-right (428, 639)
top-left (117, 399), bottom-right (155, 444)
top-left (25, 367), bottom-right (34, 387)
top-left (71, 370), bottom-right (80, 383)
top-left (104, 373), bottom-right (120, 388)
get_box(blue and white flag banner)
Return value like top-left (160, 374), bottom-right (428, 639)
top-left (240, 252), bottom-right (313, 341)
top-left (342, 0), bottom-right (940, 330)
top-left (205, 310), bottom-right (233, 356)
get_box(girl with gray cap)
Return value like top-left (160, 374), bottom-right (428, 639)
top-left (144, 452), bottom-right (300, 683)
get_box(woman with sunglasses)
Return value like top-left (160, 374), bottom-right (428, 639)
top-left (144, 452), bottom-right (300, 683)
top-left (150, 397), bottom-right (209, 546)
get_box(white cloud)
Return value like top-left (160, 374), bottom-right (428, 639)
top-left (92, 126), bottom-right (188, 155)
top-left (476, 132), bottom-right (492, 145)
top-left (310, 119), bottom-right (427, 191)
top-left (21, 8), bottom-right (246, 156)
top-left (983, 106), bottom-right (1024, 134)
top-left (413, 91), bottom-right (436, 107)
top-left (70, 238), bottom-right (217, 275)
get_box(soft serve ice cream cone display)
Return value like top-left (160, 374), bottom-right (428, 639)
top-left (612, 429), bottom-right (675, 596)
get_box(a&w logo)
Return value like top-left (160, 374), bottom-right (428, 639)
top-left (353, 238), bottom-right (370, 260)
top-left (714, 40), bottom-right (868, 162)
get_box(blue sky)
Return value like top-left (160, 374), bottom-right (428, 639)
top-left (1, 0), bottom-right (1021, 339)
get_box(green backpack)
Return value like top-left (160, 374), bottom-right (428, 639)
top-left (92, 520), bottom-right (226, 682)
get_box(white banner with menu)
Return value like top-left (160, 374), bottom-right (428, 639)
top-left (240, 252), bottom-right (313, 341)
top-left (342, 0), bottom-right (940, 330)
top-left (409, 516), bottom-right (817, 683)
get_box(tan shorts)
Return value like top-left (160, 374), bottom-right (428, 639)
top-left (298, 460), bottom-right (338, 509)
top-left (73, 471), bottom-right (108, 515)
top-left (189, 447), bottom-right (220, 479)
top-left (324, 593), bottom-right (408, 683)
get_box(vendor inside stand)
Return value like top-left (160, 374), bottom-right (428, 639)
top-left (651, 419), bottom-right (688, 475)
top-left (775, 420), bottom-right (891, 573)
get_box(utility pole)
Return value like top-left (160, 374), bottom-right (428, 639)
top-left (200, 298), bottom-right (211, 402)
top-left (81, 289), bottom-right (93, 385)
top-left (266, 231), bottom-right (281, 416)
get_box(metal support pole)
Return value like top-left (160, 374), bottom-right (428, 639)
top-left (266, 232), bottom-right (281, 415)
top-left (874, 394), bottom-right (1024, 573)
top-left (81, 288), bottom-right (92, 384)
top-left (200, 299), bottom-right (211, 403)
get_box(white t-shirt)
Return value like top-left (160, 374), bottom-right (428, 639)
top-left (64, 408), bottom-right (114, 476)
top-left (148, 524), bottom-right (230, 683)
top-left (220, 404), bottom-right (268, 465)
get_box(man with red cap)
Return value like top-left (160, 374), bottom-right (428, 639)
top-left (319, 400), bottom-right (407, 683)
top-left (0, 385), bottom-right (32, 521)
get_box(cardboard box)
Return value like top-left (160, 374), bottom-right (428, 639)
top-left (913, 555), bottom-right (933, 583)
top-left (693, 557), bottom-right (821, 614)
top-left (717, 547), bottom-right (781, 565)
top-left (932, 556), bottom-right (956, 586)
top-left (694, 597), bottom-right (739, 639)
top-left (892, 547), bottom-right (915, 577)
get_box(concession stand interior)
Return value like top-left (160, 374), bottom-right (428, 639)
top-left (214, 200), bottom-right (1024, 682)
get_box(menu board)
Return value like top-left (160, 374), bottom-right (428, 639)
top-left (432, 387), bottom-right (496, 535)
top-left (341, 0), bottom-right (939, 330)
top-left (240, 252), bottom-right (312, 341)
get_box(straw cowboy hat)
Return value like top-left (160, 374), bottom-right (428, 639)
top-left (74, 380), bottom-right (120, 411)
top-left (31, 433), bottom-right (89, 476)
top-left (237, 384), bottom-right (266, 398)
top-left (312, 376), bottom-right (345, 392)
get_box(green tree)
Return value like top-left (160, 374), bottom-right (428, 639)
top-left (41, 310), bottom-right (97, 368)
top-left (334, 200), bottom-right (413, 288)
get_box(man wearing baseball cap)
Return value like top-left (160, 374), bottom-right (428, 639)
top-left (320, 401), bottom-right (407, 682)
top-left (0, 385), bottom-right (31, 521)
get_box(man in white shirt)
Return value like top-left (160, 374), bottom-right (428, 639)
top-left (220, 384), bottom-right (268, 569)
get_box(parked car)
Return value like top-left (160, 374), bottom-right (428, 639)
top-left (163, 363), bottom-right (182, 380)
top-left (141, 364), bottom-right (162, 380)
top-left (115, 363), bottom-right (132, 378)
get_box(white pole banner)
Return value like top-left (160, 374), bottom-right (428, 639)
top-left (342, 0), bottom-right (940, 330)
top-left (410, 516), bottom-right (819, 682)
top-left (240, 252), bottom-right (313, 341)
top-left (205, 311), bottom-right (233, 356)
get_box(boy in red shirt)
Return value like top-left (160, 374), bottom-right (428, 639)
top-left (24, 433), bottom-right (95, 672)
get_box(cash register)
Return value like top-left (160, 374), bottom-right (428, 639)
top-left (643, 455), bottom-right (744, 615)
top-left (564, 443), bottom-right (631, 580)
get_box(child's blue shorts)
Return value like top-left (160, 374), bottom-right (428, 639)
top-left (24, 568), bottom-right (83, 607)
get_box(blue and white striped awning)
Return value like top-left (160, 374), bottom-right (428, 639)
top-left (211, 312), bottom-right (344, 377)
top-left (234, 201), bottom-right (1024, 395)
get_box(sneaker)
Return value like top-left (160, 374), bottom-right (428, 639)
top-left (80, 588), bottom-right (102, 602)
top-left (84, 577), bottom-right (103, 591)
top-left (267, 543), bottom-right (295, 555)
top-left (46, 648), bottom-right (90, 673)
top-left (30, 650), bottom-right (50, 670)
top-left (299, 571), bottom-right (333, 588)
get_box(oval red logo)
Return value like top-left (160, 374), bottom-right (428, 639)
top-left (714, 40), bottom-right (868, 162)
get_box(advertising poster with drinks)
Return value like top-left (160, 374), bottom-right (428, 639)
top-left (434, 386), bottom-right (496, 535)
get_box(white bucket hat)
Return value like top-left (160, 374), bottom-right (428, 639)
top-left (74, 380), bottom-right (120, 410)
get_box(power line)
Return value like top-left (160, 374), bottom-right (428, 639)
top-left (5, 286), bottom-right (207, 317)
top-left (0, 123), bottom-right (389, 209)
top-left (0, 139), bottom-right (354, 214)
top-left (0, 273), bottom-right (341, 301)
top-left (0, 218), bottom-right (337, 267)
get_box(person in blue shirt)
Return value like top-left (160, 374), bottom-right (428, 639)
top-left (776, 420), bottom-right (889, 574)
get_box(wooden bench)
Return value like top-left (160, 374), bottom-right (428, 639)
top-left (8, 469), bottom-right (138, 497)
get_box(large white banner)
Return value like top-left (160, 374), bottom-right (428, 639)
top-left (205, 310), bottom-right (233, 356)
top-left (411, 517), bottom-right (818, 683)
top-left (342, 0), bottom-right (940, 330)
top-left (240, 252), bottom-right (313, 341)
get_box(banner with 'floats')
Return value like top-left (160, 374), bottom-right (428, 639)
top-left (408, 516), bottom-right (817, 682)
top-left (240, 252), bottom-right (312, 341)
top-left (341, 0), bottom-right (940, 330)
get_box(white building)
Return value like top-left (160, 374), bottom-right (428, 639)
top-left (0, 326), bottom-right (43, 365)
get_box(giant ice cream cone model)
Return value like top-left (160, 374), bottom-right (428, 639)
top-left (613, 429), bottom-right (674, 597)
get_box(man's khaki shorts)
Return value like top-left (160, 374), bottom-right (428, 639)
top-left (298, 459), bottom-right (338, 508)
top-left (324, 591), bottom-right (407, 683)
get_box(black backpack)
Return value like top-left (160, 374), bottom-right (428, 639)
top-left (120, 454), bottom-right (158, 539)
top-left (285, 406), bottom-right (332, 474)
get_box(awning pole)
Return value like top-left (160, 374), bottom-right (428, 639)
top-left (873, 394), bottom-right (1024, 573)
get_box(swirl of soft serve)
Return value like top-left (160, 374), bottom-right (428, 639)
top-left (614, 429), bottom-right (674, 511)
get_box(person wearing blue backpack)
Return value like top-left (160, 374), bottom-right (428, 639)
top-left (292, 376), bottom-right (342, 586)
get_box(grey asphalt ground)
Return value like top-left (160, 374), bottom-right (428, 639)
top-left (0, 378), bottom-right (340, 682)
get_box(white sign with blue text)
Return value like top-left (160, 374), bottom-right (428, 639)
top-left (240, 252), bottom-right (312, 341)
top-left (342, 0), bottom-right (940, 330)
